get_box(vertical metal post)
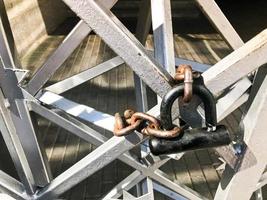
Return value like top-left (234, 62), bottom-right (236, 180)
top-left (151, 0), bottom-right (175, 76)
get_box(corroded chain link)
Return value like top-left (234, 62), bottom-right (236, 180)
top-left (113, 109), bottom-right (182, 138)
top-left (113, 64), bottom-right (201, 138)
top-left (174, 64), bottom-right (200, 103)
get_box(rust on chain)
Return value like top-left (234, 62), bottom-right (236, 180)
top-left (113, 112), bottom-right (142, 136)
top-left (130, 112), bottom-right (160, 128)
top-left (114, 109), bottom-right (183, 138)
top-left (174, 64), bottom-right (193, 103)
top-left (124, 109), bottom-right (135, 124)
top-left (144, 124), bottom-right (182, 138)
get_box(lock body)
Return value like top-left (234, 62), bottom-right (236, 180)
top-left (149, 76), bottom-right (232, 156)
top-left (149, 125), bottom-right (231, 155)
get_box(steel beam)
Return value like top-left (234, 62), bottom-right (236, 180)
top-left (0, 0), bottom-right (21, 68)
top-left (62, 0), bottom-right (174, 98)
top-left (151, 0), bottom-right (175, 76)
top-left (0, 62), bottom-right (51, 187)
top-left (0, 170), bottom-right (29, 200)
top-left (195, 0), bottom-right (244, 50)
top-left (25, 0), bottom-right (118, 96)
top-left (214, 67), bottom-right (267, 199)
top-left (35, 132), bottom-right (145, 200)
top-left (203, 29), bottom-right (267, 95)
top-left (0, 92), bottom-right (36, 195)
top-left (45, 56), bottom-right (123, 94)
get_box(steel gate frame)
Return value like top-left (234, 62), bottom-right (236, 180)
top-left (0, 0), bottom-right (266, 199)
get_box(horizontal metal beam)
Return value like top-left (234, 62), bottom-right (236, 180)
top-left (62, 0), bottom-right (174, 98)
top-left (39, 91), bottom-right (115, 131)
top-left (45, 56), bottom-right (123, 94)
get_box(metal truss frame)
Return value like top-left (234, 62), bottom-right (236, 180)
top-left (0, 0), bottom-right (266, 199)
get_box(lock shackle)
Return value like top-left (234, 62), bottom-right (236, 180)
top-left (160, 83), bottom-right (217, 130)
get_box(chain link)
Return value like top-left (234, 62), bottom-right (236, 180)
top-left (113, 109), bottom-right (182, 138)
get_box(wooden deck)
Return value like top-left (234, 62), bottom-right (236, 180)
top-left (19, 31), bottom-right (257, 199)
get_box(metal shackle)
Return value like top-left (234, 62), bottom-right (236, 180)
top-left (160, 82), bottom-right (217, 131)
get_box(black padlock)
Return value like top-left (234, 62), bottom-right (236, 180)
top-left (149, 78), bottom-right (231, 155)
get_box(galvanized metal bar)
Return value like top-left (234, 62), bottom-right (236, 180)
top-left (216, 78), bottom-right (251, 121)
top-left (35, 133), bottom-right (145, 200)
top-left (0, 0), bottom-right (21, 68)
top-left (0, 170), bottom-right (29, 200)
top-left (151, 0), bottom-right (175, 75)
top-left (39, 91), bottom-right (115, 131)
top-left (153, 182), bottom-right (187, 200)
top-left (217, 93), bottom-right (249, 122)
top-left (102, 171), bottom-right (145, 200)
top-left (45, 53), bottom-right (209, 95)
top-left (0, 91), bottom-right (35, 195)
top-left (45, 56), bottom-right (124, 94)
top-left (215, 68), bottom-right (267, 200)
top-left (256, 172), bottom-right (267, 190)
top-left (25, 0), bottom-right (118, 96)
top-left (151, 170), bottom-right (207, 200)
top-left (28, 101), bottom-right (107, 146)
top-left (195, 0), bottom-right (244, 50)
top-left (203, 29), bottom-right (267, 95)
top-left (0, 62), bottom-right (51, 187)
top-left (254, 189), bottom-right (263, 200)
top-left (62, 0), bottom-right (174, 98)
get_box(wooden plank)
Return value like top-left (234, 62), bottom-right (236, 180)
top-left (183, 152), bottom-right (213, 199)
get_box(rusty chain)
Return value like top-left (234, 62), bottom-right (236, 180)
top-left (113, 109), bottom-right (182, 138)
top-left (174, 64), bottom-right (200, 103)
top-left (113, 64), bottom-right (200, 138)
